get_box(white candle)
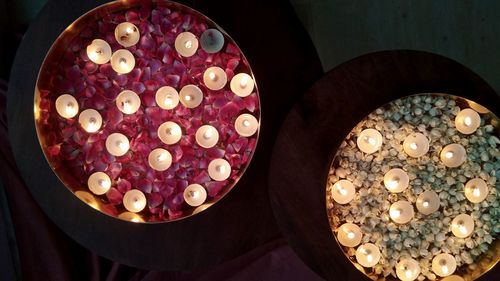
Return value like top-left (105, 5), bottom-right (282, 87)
top-left (451, 214), bottom-right (474, 238)
top-left (403, 133), bottom-right (429, 157)
top-left (355, 243), bottom-right (380, 267)
top-left (55, 94), bottom-right (79, 118)
top-left (123, 189), bottom-right (146, 213)
top-left (455, 108), bottom-right (481, 134)
top-left (157, 121), bottom-right (182, 145)
top-left (155, 86), bottom-right (179, 110)
top-left (203, 66), bottom-right (227, 90)
top-left (416, 190), bottom-right (440, 215)
top-left (389, 201), bottom-right (414, 224)
top-left (230, 73), bottom-right (254, 97)
top-left (337, 223), bottom-right (362, 247)
top-left (468, 101), bottom-right (489, 114)
top-left (396, 258), bottom-right (421, 281)
top-left (356, 129), bottom-right (383, 154)
top-left (116, 90), bottom-right (141, 114)
top-left (183, 184), bottom-right (208, 207)
top-left (174, 32), bottom-right (198, 57)
top-left (432, 253), bottom-right (457, 277)
top-left (110, 49), bottom-right (135, 74)
top-left (118, 212), bottom-right (144, 223)
top-left (235, 113), bottom-right (259, 137)
top-left (331, 180), bottom-right (356, 204)
top-left (179, 84), bottom-right (203, 108)
top-left (208, 158), bottom-right (231, 181)
top-left (148, 148), bottom-right (172, 171)
top-left (87, 172), bottom-right (111, 195)
top-left (75, 191), bottom-right (99, 210)
top-left (195, 125), bottom-right (219, 148)
top-left (78, 109), bottom-right (102, 133)
top-left (114, 22), bottom-right (140, 47)
top-left (105, 133), bottom-right (130, 156)
top-left (440, 144), bottom-right (467, 168)
top-left (464, 178), bottom-right (488, 203)
top-left (86, 39), bottom-right (112, 64)
top-left (383, 168), bottom-right (409, 193)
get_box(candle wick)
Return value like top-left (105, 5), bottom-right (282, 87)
top-left (189, 190), bottom-right (198, 198)
top-left (89, 117), bottom-right (96, 125)
top-left (157, 153), bottom-right (166, 162)
top-left (95, 48), bottom-right (103, 55)
top-left (164, 95), bottom-right (173, 105)
top-left (119, 58), bottom-right (127, 67)
top-left (216, 165), bottom-right (226, 174)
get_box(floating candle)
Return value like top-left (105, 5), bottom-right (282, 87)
top-left (179, 84), bottom-right (203, 108)
top-left (114, 22), bottom-right (140, 47)
top-left (86, 39), bottom-right (112, 64)
top-left (383, 168), bottom-right (409, 193)
top-left (123, 189), bottom-right (146, 213)
top-left (87, 172), bottom-right (111, 195)
top-left (389, 201), bottom-right (414, 224)
top-left (432, 253), bottom-right (457, 277)
top-left (230, 73), bottom-right (254, 97)
top-left (183, 184), bottom-right (208, 207)
top-left (464, 178), bottom-right (488, 203)
top-left (337, 223), bottom-right (362, 247)
top-left (208, 158), bottom-right (231, 181)
top-left (396, 258), bottom-right (421, 281)
top-left (155, 86), bottom-right (179, 110)
top-left (403, 133), bottom-right (429, 157)
top-left (331, 180), bottom-right (355, 204)
top-left (455, 108), bottom-right (481, 134)
top-left (203, 66), bottom-right (227, 90)
top-left (110, 49), bottom-right (135, 74)
top-left (158, 121), bottom-right (182, 145)
top-left (148, 148), bottom-right (172, 171)
top-left (55, 94), bottom-right (79, 118)
top-left (235, 113), bottom-right (259, 137)
top-left (356, 129), bottom-right (383, 154)
top-left (451, 214), bottom-right (474, 238)
top-left (440, 144), bottom-right (467, 168)
top-left (105, 133), bottom-right (129, 156)
top-left (195, 125), bottom-right (219, 148)
top-left (174, 32), bottom-right (198, 57)
top-left (78, 109), bottom-right (102, 133)
top-left (200, 28), bottom-right (224, 53)
top-left (416, 190), bottom-right (440, 215)
top-left (116, 90), bottom-right (141, 114)
top-left (355, 243), bottom-right (380, 267)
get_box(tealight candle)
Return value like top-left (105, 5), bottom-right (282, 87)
top-left (208, 158), bottom-right (231, 181)
top-left (235, 113), bottom-right (259, 137)
top-left (440, 144), bottom-right (467, 168)
top-left (183, 184), bottom-right (208, 207)
top-left (75, 191), bottom-right (99, 210)
top-left (155, 86), bottom-right (179, 110)
top-left (87, 172), bottom-right (111, 195)
top-left (383, 168), bottom-right (409, 193)
top-left (114, 22), bottom-right (140, 47)
top-left (55, 94), bottom-right (79, 118)
top-left (464, 178), bottom-right (488, 203)
top-left (174, 32), bottom-right (198, 57)
top-left (389, 201), bottom-right (414, 224)
top-left (179, 84), bottom-right (203, 108)
top-left (337, 223), bottom-right (362, 247)
top-left (78, 109), bottom-right (103, 133)
top-left (403, 133), bottom-right (429, 157)
top-left (416, 190), bottom-right (440, 215)
top-left (200, 28), bottom-right (224, 53)
top-left (123, 189), bottom-right (146, 213)
top-left (118, 212), bottom-right (144, 223)
top-left (451, 214), bottom-right (474, 238)
top-left (455, 108), bottom-right (481, 134)
top-left (468, 101), bottom-right (489, 114)
top-left (86, 39), bottom-right (112, 64)
top-left (105, 133), bottom-right (129, 156)
top-left (116, 90), bottom-right (141, 114)
top-left (148, 148), bottom-right (172, 171)
top-left (195, 125), bottom-right (219, 148)
top-left (432, 253), bottom-right (457, 277)
top-left (331, 180), bottom-right (356, 204)
top-left (203, 67), bottom-right (227, 90)
top-left (355, 243), bottom-right (380, 267)
top-left (158, 121), bottom-right (182, 145)
top-left (110, 49), bottom-right (135, 74)
top-left (396, 258), bottom-right (421, 281)
top-left (230, 73), bottom-right (254, 97)
top-left (356, 129), bottom-right (383, 154)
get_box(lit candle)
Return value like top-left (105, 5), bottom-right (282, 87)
top-left (389, 201), bottom-right (414, 224)
top-left (148, 148), bottom-right (172, 171)
top-left (356, 129), bottom-right (383, 154)
top-left (230, 73), bottom-right (254, 97)
top-left (122, 189), bottom-right (146, 213)
top-left (114, 22), bottom-right (140, 47)
top-left (235, 113), bottom-right (259, 137)
top-left (157, 121), bottom-right (182, 145)
top-left (55, 94), bottom-right (79, 118)
top-left (396, 258), bottom-right (421, 281)
top-left (455, 108), bottom-right (481, 134)
top-left (464, 178), bottom-right (488, 203)
top-left (355, 243), bottom-right (380, 267)
top-left (179, 84), bottom-right (203, 108)
top-left (118, 212), bottom-right (144, 223)
top-left (174, 32), bottom-right (198, 57)
top-left (383, 168), bottom-right (409, 193)
top-left (468, 101), bottom-right (489, 114)
top-left (331, 180), bottom-right (356, 204)
top-left (200, 28), bottom-right (224, 53)
top-left (78, 109), bottom-right (103, 133)
top-left (87, 172), bottom-right (111, 195)
top-left (432, 253), bottom-right (457, 277)
top-left (195, 125), bottom-right (219, 148)
top-left (105, 133), bottom-right (130, 156)
top-left (403, 133), bottom-right (429, 157)
top-left (75, 191), bottom-right (99, 210)
top-left (203, 66), bottom-right (227, 90)
top-left (416, 190), bottom-right (440, 215)
top-left (451, 214), bottom-right (474, 238)
top-left (183, 184), bottom-right (208, 207)
top-left (155, 86), bottom-right (179, 110)
top-left (86, 39), bottom-right (112, 64)
top-left (116, 90), bottom-right (141, 114)
top-left (208, 158), bottom-right (231, 181)
top-left (440, 144), bottom-right (467, 168)
top-left (110, 49), bottom-right (135, 74)
top-left (337, 223), bottom-right (362, 247)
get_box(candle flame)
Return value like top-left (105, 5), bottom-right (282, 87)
top-left (464, 116), bottom-right (472, 126)
top-left (65, 102), bottom-right (76, 115)
top-left (240, 76), bottom-right (249, 88)
top-left (189, 190), bottom-right (198, 198)
top-left (98, 179), bottom-right (110, 189)
top-left (422, 201), bottom-right (429, 208)
top-left (157, 152), bottom-right (166, 162)
top-left (185, 95), bottom-right (192, 101)
top-left (366, 254), bottom-right (373, 263)
top-left (472, 187), bottom-right (481, 197)
top-left (203, 128), bottom-right (213, 139)
top-left (347, 231), bottom-right (355, 239)
top-left (122, 100), bottom-right (132, 113)
top-left (442, 265), bottom-right (449, 275)
top-left (164, 96), bottom-right (173, 105)
top-left (459, 225), bottom-right (468, 234)
top-left (116, 140), bottom-right (127, 150)
top-left (242, 119), bottom-right (251, 127)
top-left (119, 58), bottom-right (128, 68)
top-left (387, 177), bottom-right (400, 190)
top-left (390, 208), bottom-right (401, 218)
top-left (216, 165), bottom-right (226, 174)
top-left (336, 184), bottom-right (348, 195)
top-left (184, 40), bottom-right (193, 49)
top-left (409, 142), bottom-right (418, 150)
top-left (125, 26), bottom-right (133, 34)
top-left (131, 217), bottom-right (140, 223)
top-left (209, 71), bottom-right (217, 81)
top-left (445, 151), bottom-right (454, 159)
top-left (365, 136), bottom-right (376, 145)
top-left (405, 270), bottom-right (412, 279)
